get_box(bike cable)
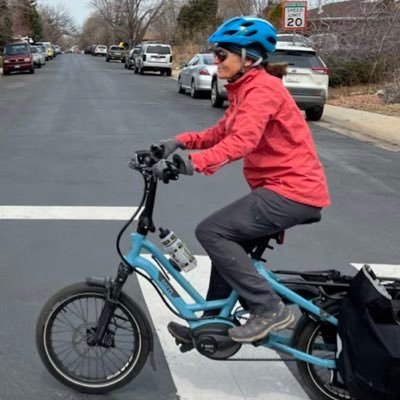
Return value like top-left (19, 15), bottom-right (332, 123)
top-left (115, 174), bottom-right (208, 323)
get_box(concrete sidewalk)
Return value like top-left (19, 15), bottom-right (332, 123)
top-left (322, 105), bottom-right (400, 147)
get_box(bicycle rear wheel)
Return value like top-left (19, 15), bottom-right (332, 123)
top-left (36, 282), bottom-right (151, 394)
top-left (293, 303), bottom-right (351, 400)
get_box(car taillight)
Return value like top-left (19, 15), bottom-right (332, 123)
top-left (311, 67), bottom-right (330, 75)
top-left (143, 54), bottom-right (146, 61)
top-left (170, 55), bottom-right (173, 62)
top-left (199, 68), bottom-right (210, 76)
top-left (24, 57), bottom-right (30, 62)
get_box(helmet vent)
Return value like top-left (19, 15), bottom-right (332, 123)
top-left (223, 30), bottom-right (238, 36)
top-left (267, 36), bottom-right (277, 45)
top-left (241, 22), bottom-right (254, 27)
top-left (244, 30), bottom-right (257, 37)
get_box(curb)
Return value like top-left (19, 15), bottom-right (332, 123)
top-left (323, 105), bottom-right (400, 147)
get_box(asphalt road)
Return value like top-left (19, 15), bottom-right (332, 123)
top-left (0, 54), bottom-right (399, 400)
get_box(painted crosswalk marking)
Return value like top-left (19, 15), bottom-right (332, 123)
top-left (351, 263), bottom-right (400, 278)
top-left (140, 254), bottom-right (309, 400)
top-left (0, 206), bottom-right (142, 220)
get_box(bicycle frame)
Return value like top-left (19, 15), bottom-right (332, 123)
top-left (125, 233), bottom-right (336, 369)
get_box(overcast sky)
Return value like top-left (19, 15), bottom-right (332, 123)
top-left (37, 0), bottom-right (332, 28)
top-left (38, 0), bottom-right (92, 27)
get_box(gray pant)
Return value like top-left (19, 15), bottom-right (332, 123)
top-left (195, 187), bottom-right (322, 313)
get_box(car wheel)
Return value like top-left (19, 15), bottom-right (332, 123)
top-left (106, 58), bottom-right (110, 62)
top-left (134, 66), bottom-right (138, 74)
top-left (190, 80), bottom-right (199, 98)
top-left (305, 106), bottom-right (324, 121)
top-left (211, 79), bottom-right (224, 108)
top-left (38, 63), bottom-right (42, 69)
top-left (124, 63), bottom-right (128, 69)
top-left (3, 70), bottom-right (9, 76)
top-left (139, 66), bottom-right (144, 75)
top-left (166, 69), bottom-right (172, 77)
top-left (178, 77), bottom-right (185, 94)
top-left (30, 68), bottom-right (35, 74)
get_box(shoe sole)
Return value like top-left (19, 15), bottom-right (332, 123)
top-left (229, 311), bottom-right (295, 343)
top-left (167, 324), bottom-right (192, 344)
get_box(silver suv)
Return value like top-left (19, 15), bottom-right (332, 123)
top-left (211, 43), bottom-right (329, 121)
top-left (134, 43), bottom-right (172, 76)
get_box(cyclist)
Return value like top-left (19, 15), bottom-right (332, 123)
top-left (153, 16), bottom-right (330, 344)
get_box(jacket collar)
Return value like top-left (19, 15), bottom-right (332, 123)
top-left (225, 68), bottom-right (264, 91)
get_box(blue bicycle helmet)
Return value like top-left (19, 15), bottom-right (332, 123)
top-left (208, 16), bottom-right (277, 55)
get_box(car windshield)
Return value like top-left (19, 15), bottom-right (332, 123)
top-left (97, 46), bottom-right (106, 49)
top-left (110, 46), bottom-right (122, 51)
top-left (146, 46), bottom-right (171, 54)
top-left (269, 50), bottom-right (324, 68)
top-left (4, 44), bottom-right (29, 55)
top-left (31, 47), bottom-right (38, 53)
top-left (202, 55), bottom-right (214, 65)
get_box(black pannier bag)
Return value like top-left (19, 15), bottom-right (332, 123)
top-left (337, 265), bottom-right (400, 399)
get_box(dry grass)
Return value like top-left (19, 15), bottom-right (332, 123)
top-left (172, 44), bottom-right (205, 70)
top-left (328, 84), bottom-right (400, 117)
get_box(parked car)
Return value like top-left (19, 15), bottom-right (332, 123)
top-left (106, 45), bottom-right (126, 62)
top-left (124, 45), bottom-right (141, 69)
top-left (2, 41), bottom-right (34, 75)
top-left (134, 43), bottom-right (172, 76)
top-left (93, 45), bottom-right (107, 56)
top-left (36, 42), bottom-right (54, 60)
top-left (210, 43), bottom-right (329, 121)
top-left (178, 53), bottom-right (216, 98)
top-left (31, 45), bottom-right (46, 68)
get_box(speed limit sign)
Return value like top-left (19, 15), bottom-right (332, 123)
top-left (282, 1), bottom-right (308, 31)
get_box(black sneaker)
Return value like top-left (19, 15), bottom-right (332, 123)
top-left (228, 303), bottom-right (295, 343)
top-left (167, 322), bottom-right (192, 343)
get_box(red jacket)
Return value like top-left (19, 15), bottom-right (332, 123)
top-left (176, 68), bottom-right (330, 208)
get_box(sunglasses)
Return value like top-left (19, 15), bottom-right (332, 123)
top-left (213, 48), bottom-right (230, 63)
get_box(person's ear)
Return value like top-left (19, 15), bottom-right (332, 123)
top-left (244, 59), bottom-right (253, 67)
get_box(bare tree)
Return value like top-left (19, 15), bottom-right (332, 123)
top-left (89, 0), bottom-right (167, 46)
top-left (38, 3), bottom-right (77, 43)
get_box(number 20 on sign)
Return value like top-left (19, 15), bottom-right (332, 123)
top-left (282, 1), bottom-right (308, 31)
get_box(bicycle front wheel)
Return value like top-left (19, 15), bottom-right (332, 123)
top-left (36, 282), bottom-right (151, 394)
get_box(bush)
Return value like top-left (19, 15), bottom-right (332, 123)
top-left (324, 56), bottom-right (384, 87)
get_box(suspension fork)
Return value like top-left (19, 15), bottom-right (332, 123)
top-left (88, 263), bottom-right (132, 346)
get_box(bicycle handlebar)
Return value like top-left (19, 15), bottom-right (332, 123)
top-left (129, 145), bottom-right (184, 184)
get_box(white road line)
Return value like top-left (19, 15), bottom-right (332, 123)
top-left (140, 255), bottom-right (309, 400)
top-left (351, 263), bottom-right (400, 278)
top-left (0, 206), bottom-right (142, 220)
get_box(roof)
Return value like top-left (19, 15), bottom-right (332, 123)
top-left (308, 0), bottom-right (385, 20)
top-left (276, 42), bottom-right (315, 52)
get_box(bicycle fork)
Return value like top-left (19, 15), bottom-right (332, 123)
top-left (87, 263), bottom-right (133, 346)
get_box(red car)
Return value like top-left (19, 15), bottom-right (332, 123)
top-left (3, 42), bottom-right (34, 76)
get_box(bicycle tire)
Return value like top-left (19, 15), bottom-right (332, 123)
top-left (293, 303), bottom-right (352, 400)
top-left (36, 282), bottom-right (151, 394)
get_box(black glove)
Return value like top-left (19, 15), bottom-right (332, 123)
top-left (159, 139), bottom-right (185, 159)
top-left (152, 159), bottom-right (173, 181)
top-left (172, 154), bottom-right (194, 176)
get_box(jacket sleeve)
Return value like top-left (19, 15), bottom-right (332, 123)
top-left (190, 86), bottom-right (281, 175)
top-left (175, 110), bottom-right (230, 150)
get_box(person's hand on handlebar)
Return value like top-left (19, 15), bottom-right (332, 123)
top-left (158, 139), bottom-right (186, 159)
top-left (152, 155), bottom-right (194, 182)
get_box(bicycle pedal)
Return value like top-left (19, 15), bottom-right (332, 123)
top-left (179, 342), bottom-right (194, 353)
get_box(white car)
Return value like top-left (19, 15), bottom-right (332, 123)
top-left (134, 43), bottom-right (172, 76)
top-left (211, 43), bottom-right (329, 121)
top-left (31, 45), bottom-right (46, 68)
top-left (178, 53), bottom-right (216, 98)
top-left (93, 45), bottom-right (107, 56)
